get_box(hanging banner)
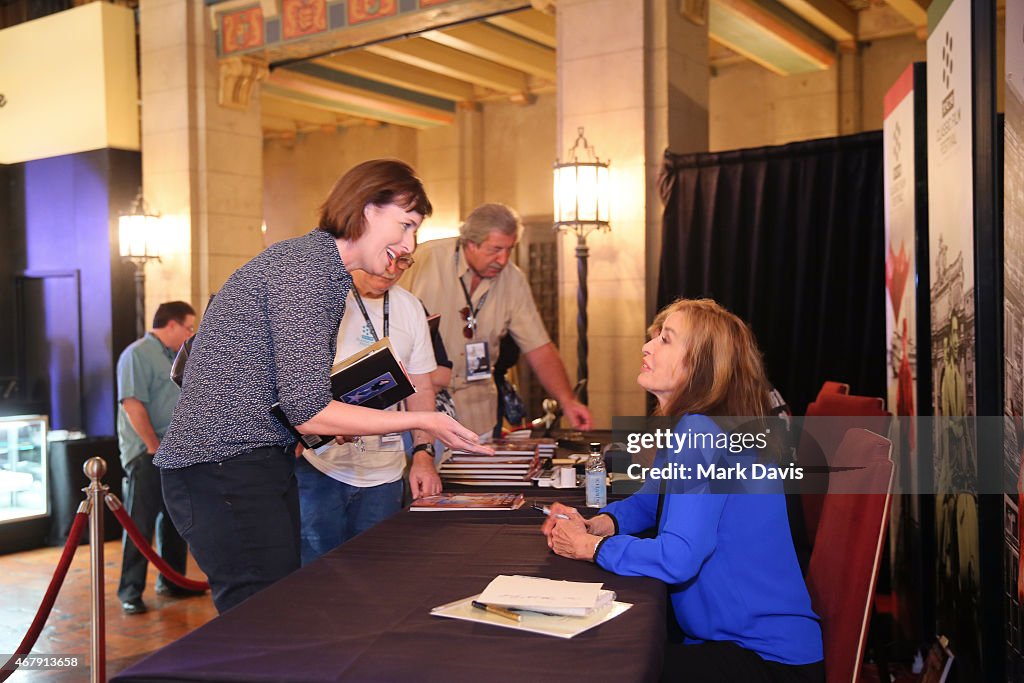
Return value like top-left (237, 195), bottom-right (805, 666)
top-left (927, 0), bottom-right (980, 676)
top-left (883, 61), bottom-right (926, 653)
top-left (885, 64), bottom-right (920, 476)
top-left (1004, 0), bottom-right (1024, 673)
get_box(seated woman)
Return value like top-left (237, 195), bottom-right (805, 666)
top-left (542, 298), bottom-right (824, 682)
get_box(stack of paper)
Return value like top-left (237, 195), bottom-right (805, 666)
top-left (477, 575), bottom-right (615, 617)
top-left (430, 575), bottom-right (631, 639)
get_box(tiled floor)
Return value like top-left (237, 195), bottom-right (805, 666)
top-left (0, 539), bottom-right (217, 681)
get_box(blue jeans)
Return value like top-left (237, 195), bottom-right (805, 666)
top-left (295, 457), bottom-right (403, 565)
top-left (161, 446), bottom-right (300, 614)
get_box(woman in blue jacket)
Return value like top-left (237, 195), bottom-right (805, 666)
top-left (542, 298), bottom-right (824, 682)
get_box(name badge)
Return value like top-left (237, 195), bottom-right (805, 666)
top-left (465, 341), bottom-right (491, 381)
top-left (380, 432), bottom-right (404, 444)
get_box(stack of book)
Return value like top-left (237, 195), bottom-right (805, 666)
top-left (438, 438), bottom-right (556, 487)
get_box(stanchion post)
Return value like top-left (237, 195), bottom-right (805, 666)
top-left (83, 457), bottom-right (108, 683)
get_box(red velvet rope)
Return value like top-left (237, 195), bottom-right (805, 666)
top-left (0, 511), bottom-right (88, 682)
top-left (106, 495), bottom-right (209, 592)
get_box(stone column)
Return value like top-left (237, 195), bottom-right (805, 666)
top-left (139, 0), bottom-right (265, 318)
top-left (556, 0), bottom-right (709, 426)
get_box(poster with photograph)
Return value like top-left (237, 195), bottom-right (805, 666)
top-left (885, 63), bottom-right (921, 479)
top-left (883, 62), bottom-right (925, 651)
top-left (927, 0), bottom-right (980, 675)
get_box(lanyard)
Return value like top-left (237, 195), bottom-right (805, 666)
top-left (454, 241), bottom-right (489, 337)
top-left (351, 289), bottom-right (388, 342)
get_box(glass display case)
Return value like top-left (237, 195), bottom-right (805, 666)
top-left (0, 414), bottom-right (48, 524)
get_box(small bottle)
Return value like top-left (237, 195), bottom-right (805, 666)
top-left (585, 442), bottom-right (607, 508)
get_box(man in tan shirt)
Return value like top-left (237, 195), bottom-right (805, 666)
top-left (404, 203), bottom-right (592, 436)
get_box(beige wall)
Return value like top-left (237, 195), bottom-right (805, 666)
top-left (263, 94), bottom-right (557, 244)
top-left (861, 34), bottom-right (927, 131)
top-left (263, 125), bottom-right (418, 246)
top-left (482, 94), bottom-right (557, 220)
top-left (710, 61), bottom-right (839, 151)
top-left (710, 34), bottom-right (929, 152)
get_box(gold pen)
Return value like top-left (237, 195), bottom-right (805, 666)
top-left (472, 600), bottom-right (522, 623)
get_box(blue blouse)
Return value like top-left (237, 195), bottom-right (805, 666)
top-left (597, 414), bottom-right (823, 665)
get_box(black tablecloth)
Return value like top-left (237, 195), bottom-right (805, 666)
top-left (113, 494), bottom-right (666, 683)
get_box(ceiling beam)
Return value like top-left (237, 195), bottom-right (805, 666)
top-left (421, 23), bottom-right (555, 79)
top-left (364, 38), bottom-right (528, 93)
top-left (261, 114), bottom-right (298, 134)
top-left (484, 9), bottom-right (557, 48)
top-left (710, 0), bottom-right (836, 75)
top-left (775, 0), bottom-right (856, 44)
top-left (264, 72), bottom-right (454, 129)
top-left (320, 51), bottom-right (477, 102)
top-left (883, 0), bottom-right (928, 30)
top-left (262, 93), bottom-right (346, 127)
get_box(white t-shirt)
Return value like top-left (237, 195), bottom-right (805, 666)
top-left (303, 285), bottom-right (437, 487)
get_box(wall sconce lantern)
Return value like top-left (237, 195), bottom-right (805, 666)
top-left (119, 188), bottom-right (162, 338)
top-left (553, 127), bottom-right (611, 406)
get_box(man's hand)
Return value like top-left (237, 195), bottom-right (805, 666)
top-left (561, 399), bottom-right (593, 431)
top-left (409, 452), bottom-right (442, 499)
top-left (121, 397), bottom-right (160, 454)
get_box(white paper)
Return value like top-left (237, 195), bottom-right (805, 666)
top-left (430, 595), bottom-right (632, 639)
top-left (477, 575), bottom-right (604, 611)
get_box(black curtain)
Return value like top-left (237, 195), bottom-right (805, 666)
top-left (657, 132), bottom-right (886, 415)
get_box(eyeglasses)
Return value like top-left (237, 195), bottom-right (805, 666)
top-left (395, 254), bottom-right (415, 270)
top-left (460, 306), bottom-right (475, 339)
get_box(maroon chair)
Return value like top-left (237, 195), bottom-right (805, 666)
top-left (818, 381), bottom-right (850, 398)
top-left (805, 428), bottom-right (894, 683)
top-left (797, 391), bottom-right (891, 545)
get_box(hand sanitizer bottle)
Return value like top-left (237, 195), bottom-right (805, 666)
top-left (585, 442), bottom-right (607, 508)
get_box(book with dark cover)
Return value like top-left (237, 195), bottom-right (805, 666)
top-left (331, 337), bottom-right (415, 410)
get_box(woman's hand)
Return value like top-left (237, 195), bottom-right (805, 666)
top-left (540, 502), bottom-right (583, 538)
top-left (548, 518), bottom-right (601, 562)
top-left (585, 513), bottom-right (616, 538)
top-left (420, 413), bottom-right (494, 455)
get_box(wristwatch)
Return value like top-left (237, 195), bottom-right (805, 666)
top-left (411, 443), bottom-right (435, 458)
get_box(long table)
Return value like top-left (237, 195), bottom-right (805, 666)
top-left (113, 493), bottom-right (667, 683)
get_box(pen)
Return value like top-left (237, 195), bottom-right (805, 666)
top-left (531, 504), bottom-right (570, 520)
top-left (471, 600), bottom-right (522, 623)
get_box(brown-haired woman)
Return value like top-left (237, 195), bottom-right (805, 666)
top-left (157, 159), bottom-right (490, 614)
top-left (542, 298), bottom-right (824, 682)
